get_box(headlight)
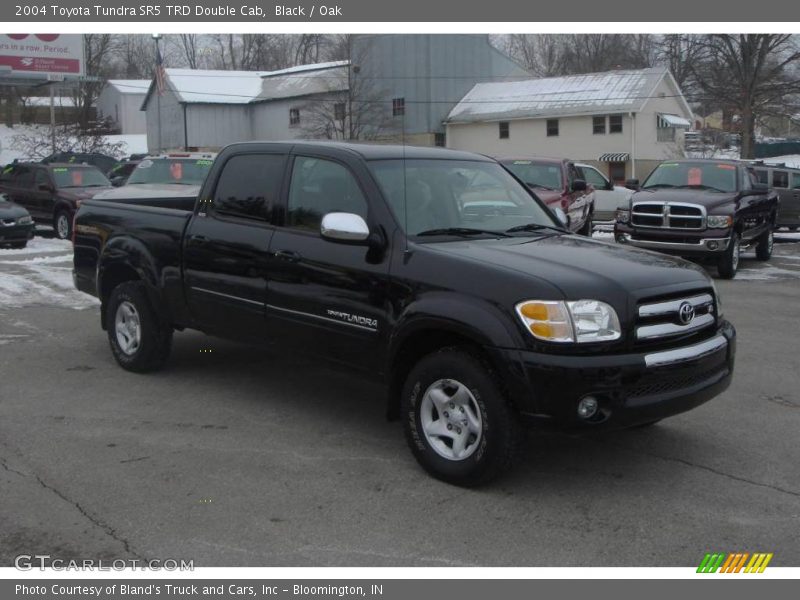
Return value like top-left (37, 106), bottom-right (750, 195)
top-left (16, 215), bottom-right (33, 225)
top-left (615, 209), bottom-right (630, 223)
top-left (707, 215), bottom-right (733, 228)
top-left (515, 300), bottom-right (621, 343)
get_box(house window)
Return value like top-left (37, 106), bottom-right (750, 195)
top-left (334, 102), bottom-right (346, 121)
top-left (657, 127), bottom-right (676, 142)
top-left (289, 108), bottom-right (300, 127)
top-left (546, 119), bottom-right (559, 137)
top-left (608, 162), bottom-right (627, 184)
top-left (609, 115), bottom-right (623, 134)
top-left (499, 122), bottom-right (509, 139)
top-left (593, 116), bottom-right (606, 134)
top-left (434, 132), bottom-right (446, 147)
top-left (392, 98), bottom-right (405, 116)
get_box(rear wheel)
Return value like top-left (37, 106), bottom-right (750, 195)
top-left (401, 347), bottom-right (522, 486)
top-left (106, 281), bottom-right (172, 372)
top-left (53, 209), bottom-right (72, 240)
top-left (755, 228), bottom-right (773, 261)
top-left (717, 231), bottom-right (740, 279)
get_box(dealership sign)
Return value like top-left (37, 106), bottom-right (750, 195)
top-left (0, 34), bottom-right (84, 78)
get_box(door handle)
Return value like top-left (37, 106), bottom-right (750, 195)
top-left (189, 234), bottom-right (210, 244)
top-left (274, 249), bottom-right (301, 262)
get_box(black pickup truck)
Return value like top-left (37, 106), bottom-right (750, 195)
top-left (74, 142), bottom-right (736, 486)
top-left (614, 159), bottom-right (779, 279)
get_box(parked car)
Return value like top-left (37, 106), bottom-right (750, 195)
top-left (0, 192), bottom-right (35, 248)
top-left (615, 159), bottom-right (779, 279)
top-left (498, 157), bottom-right (594, 235)
top-left (74, 142), bottom-right (736, 486)
top-left (106, 160), bottom-right (141, 187)
top-left (0, 162), bottom-right (112, 239)
top-left (41, 151), bottom-right (118, 174)
top-left (575, 163), bottom-right (632, 228)
top-left (748, 161), bottom-right (800, 231)
top-left (93, 152), bottom-right (216, 208)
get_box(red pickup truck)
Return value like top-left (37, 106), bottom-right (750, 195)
top-left (499, 157), bottom-right (595, 235)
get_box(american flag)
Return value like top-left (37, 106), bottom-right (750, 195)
top-left (155, 45), bottom-right (166, 96)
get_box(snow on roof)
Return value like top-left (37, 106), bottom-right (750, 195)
top-left (26, 97), bottom-right (76, 107)
top-left (107, 79), bottom-right (150, 94)
top-left (256, 63), bottom-right (349, 102)
top-left (447, 67), bottom-right (673, 123)
top-left (164, 68), bottom-right (270, 104)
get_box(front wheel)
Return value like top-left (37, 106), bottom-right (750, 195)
top-left (106, 281), bottom-right (172, 372)
top-left (755, 228), bottom-right (773, 261)
top-left (577, 212), bottom-right (593, 236)
top-left (717, 231), bottom-right (740, 279)
top-left (401, 348), bottom-right (522, 486)
top-left (53, 209), bottom-right (72, 240)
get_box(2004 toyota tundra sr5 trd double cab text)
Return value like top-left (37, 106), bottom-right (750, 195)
top-left (73, 142), bottom-right (736, 486)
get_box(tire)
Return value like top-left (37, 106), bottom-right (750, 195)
top-left (106, 281), bottom-right (172, 373)
top-left (755, 228), bottom-right (773, 261)
top-left (717, 231), bottom-right (740, 279)
top-left (401, 347), bottom-right (522, 486)
top-left (789, 226), bottom-right (798, 232)
top-left (53, 209), bottom-right (72, 240)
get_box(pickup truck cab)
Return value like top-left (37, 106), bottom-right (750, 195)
top-left (615, 159), bottom-right (779, 279)
top-left (0, 162), bottom-right (112, 239)
top-left (74, 142), bottom-right (736, 486)
top-left (498, 157), bottom-right (594, 235)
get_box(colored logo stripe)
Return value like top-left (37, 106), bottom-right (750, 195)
top-left (697, 552), bottom-right (772, 573)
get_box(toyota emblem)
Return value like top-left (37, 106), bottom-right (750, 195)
top-left (678, 301), bottom-right (695, 325)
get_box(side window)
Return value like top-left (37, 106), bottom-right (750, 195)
top-left (792, 172), bottom-right (800, 190)
top-left (15, 166), bottom-right (33, 187)
top-left (754, 169), bottom-right (769, 185)
top-left (213, 154), bottom-right (286, 221)
top-left (772, 170), bottom-right (789, 188)
top-left (567, 163), bottom-right (580, 184)
top-left (34, 169), bottom-right (50, 187)
top-left (580, 166), bottom-right (608, 188)
top-left (287, 157), bottom-right (368, 231)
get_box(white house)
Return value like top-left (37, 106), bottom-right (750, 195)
top-left (140, 62), bottom-right (348, 152)
top-left (445, 67), bottom-right (693, 182)
top-left (95, 79), bottom-right (149, 134)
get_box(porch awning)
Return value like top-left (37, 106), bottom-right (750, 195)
top-left (599, 153), bottom-right (630, 162)
top-left (658, 113), bottom-right (692, 128)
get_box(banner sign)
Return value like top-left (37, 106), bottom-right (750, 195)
top-left (0, 34), bottom-right (84, 78)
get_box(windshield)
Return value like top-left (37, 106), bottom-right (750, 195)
top-left (642, 162), bottom-right (738, 193)
top-left (52, 167), bottom-right (110, 188)
top-left (126, 158), bottom-right (213, 185)
top-left (501, 160), bottom-right (563, 191)
top-left (369, 159), bottom-right (558, 237)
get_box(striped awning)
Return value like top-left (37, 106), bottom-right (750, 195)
top-left (658, 113), bottom-right (692, 128)
top-left (599, 153), bottom-right (630, 162)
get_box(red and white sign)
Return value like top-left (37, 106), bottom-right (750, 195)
top-left (0, 34), bottom-right (84, 77)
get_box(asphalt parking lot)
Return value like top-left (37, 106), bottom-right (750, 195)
top-left (1, 231), bottom-right (799, 567)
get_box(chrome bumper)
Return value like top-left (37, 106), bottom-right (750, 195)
top-left (618, 233), bottom-right (730, 252)
top-left (644, 335), bottom-right (728, 367)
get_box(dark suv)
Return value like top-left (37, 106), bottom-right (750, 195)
top-left (614, 159), bottom-right (779, 279)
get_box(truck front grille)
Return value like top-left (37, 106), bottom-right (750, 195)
top-left (635, 292), bottom-right (716, 342)
top-left (631, 202), bottom-right (705, 230)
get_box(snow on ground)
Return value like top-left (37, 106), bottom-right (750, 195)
top-left (0, 124), bottom-right (147, 164)
top-left (0, 236), bottom-right (99, 309)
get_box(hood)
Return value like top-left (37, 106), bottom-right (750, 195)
top-left (631, 188), bottom-right (738, 211)
top-left (59, 186), bottom-right (114, 201)
top-left (422, 233), bottom-right (711, 303)
top-left (93, 183), bottom-right (201, 200)
top-left (0, 198), bottom-right (29, 218)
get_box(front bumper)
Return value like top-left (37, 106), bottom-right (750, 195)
top-left (0, 222), bottom-right (35, 244)
top-left (613, 224), bottom-right (732, 256)
top-left (491, 321), bottom-right (736, 429)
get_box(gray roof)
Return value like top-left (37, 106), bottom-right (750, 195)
top-left (447, 67), bottom-right (689, 123)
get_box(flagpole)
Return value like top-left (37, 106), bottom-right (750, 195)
top-left (153, 33), bottom-right (163, 153)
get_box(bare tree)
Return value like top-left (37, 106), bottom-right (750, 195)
top-left (11, 123), bottom-right (125, 159)
top-left (176, 34), bottom-right (200, 69)
top-left (693, 34), bottom-right (800, 158)
top-left (74, 34), bottom-right (113, 131)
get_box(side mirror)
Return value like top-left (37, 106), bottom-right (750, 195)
top-left (571, 179), bottom-right (587, 192)
top-left (605, 179), bottom-right (614, 191)
top-left (625, 178), bottom-right (640, 191)
top-left (111, 177), bottom-right (124, 187)
top-left (320, 212), bottom-right (370, 244)
top-left (553, 207), bottom-right (568, 227)
top-left (37, 183), bottom-right (53, 192)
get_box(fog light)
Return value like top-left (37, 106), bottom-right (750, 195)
top-left (707, 240), bottom-right (719, 250)
top-left (577, 396), bottom-right (599, 419)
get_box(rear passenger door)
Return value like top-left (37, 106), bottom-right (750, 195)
top-left (784, 171), bottom-right (800, 227)
top-left (183, 151), bottom-right (287, 342)
top-left (31, 167), bottom-right (55, 219)
top-left (265, 153), bottom-right (391, 372)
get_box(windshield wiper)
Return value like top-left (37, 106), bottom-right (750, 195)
top-left (416, 227), bottom-right (512, 238)
top-left (642, 183), bottom-right (676, 189)
top-left (505, 223), bottom-right (567, 234)
top-left (676, 184), bottom-right (727, 193)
